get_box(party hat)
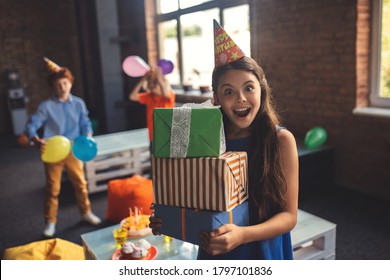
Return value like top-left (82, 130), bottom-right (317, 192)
top-left (43, 57), bottom-right (62, 73)
top-left (213, 19), bottom-right (246, 67)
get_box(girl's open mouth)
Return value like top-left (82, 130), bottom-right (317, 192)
top-left (233, 107), bottom-right (251, 117)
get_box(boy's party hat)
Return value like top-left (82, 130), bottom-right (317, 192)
top-left (213, 19), bottom-right (246, 67)
top-left (43, 57), bottom-right (62, 73)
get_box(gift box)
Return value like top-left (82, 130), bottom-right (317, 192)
top-left (153, 201), bottom-right (249, 245)
top-left (152, 151), bottom-right (248, 211)
top-left (153, 106), bottom-right (225, 158)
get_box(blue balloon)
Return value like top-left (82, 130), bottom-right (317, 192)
top-left (72, 135), bottom-right (98, 162)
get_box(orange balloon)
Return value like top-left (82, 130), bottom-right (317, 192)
top-left (17, 134), bottom-right (29, 147)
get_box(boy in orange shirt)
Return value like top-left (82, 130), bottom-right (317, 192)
top-left (129, 66), bottom-right (175, 149)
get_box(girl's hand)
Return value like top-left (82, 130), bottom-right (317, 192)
top-left (155, 66), bottom-right (163, 80)
top-left (148, 66), bottom-right (163, 81)
top-left (199, 224), bottom-right (245, 255)
top-left (149, 214), bottom-right (162, 235)
top-left (148, 204), bottom-right (162, 235)
top-left (143, 71), bottom-right (151, 81)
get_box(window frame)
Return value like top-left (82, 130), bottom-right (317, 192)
top-left (370, 0), bottom-right (390, 108)
top-left (155, 0), bottom-right (249, 85)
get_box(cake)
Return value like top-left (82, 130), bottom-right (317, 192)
top-left (120, 207), bottom-right (152, 237)
top-left (119, 239), bottom-right (151, 260)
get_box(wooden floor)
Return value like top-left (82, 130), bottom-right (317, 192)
top-left (1, 134), bottom-right (389, 260)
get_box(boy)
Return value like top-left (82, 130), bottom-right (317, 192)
top-left (25, 57), bottom-right (101, 237)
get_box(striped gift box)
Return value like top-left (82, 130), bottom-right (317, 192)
top-left (152, 151), bottom-right (248, 211)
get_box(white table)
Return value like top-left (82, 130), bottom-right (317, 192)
top-left (81, 224), bottom-right (198, 260)
top-left (81, 209), bottom-right (336, 260)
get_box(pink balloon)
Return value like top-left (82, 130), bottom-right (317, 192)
top-left (122, 56), bottom-right (150, 77)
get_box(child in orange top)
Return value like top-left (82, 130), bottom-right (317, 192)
top-left (129, 66), bottom-right (175, 145)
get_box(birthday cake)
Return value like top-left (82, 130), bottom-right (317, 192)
top-left (120, 207), bottom-right (152, 237)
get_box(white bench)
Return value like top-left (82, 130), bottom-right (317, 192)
top-left (292, 210), bottom-right (336, 259)
top-left (85, 128), bottom-right (151, 193)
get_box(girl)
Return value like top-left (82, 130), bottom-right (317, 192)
top-left (129, 66), bottom-right (175, 145)
top-left (150, 56), bottom-right (299, 260)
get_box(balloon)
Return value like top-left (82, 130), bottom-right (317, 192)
top-left (17, 134), bottom-right (29, 147)
top-left (72, 135), bottom-right (98, 162)
top-left (157, 59), bottom-right (174, 75)
top-left (122, 56), bottom-right (150, 77)
top-left (304, 127), bottom-right (328, 149)
top-left (41, 136), bottom-right (71, 163)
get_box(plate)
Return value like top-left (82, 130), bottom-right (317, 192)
top-left (112, 245), bottom-right (158, 260)
top-left (127, 227), bottom-right (152, 238)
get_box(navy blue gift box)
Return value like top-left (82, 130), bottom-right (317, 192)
top-left (154, 201), bottom-right (249, 246)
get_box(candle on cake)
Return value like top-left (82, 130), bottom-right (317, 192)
top-left (120, 207), bottom-right (152, 237)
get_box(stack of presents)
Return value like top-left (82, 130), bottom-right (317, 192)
top-left (151, 101), bottom-right (249, 245)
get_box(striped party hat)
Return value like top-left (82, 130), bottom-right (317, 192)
top-left (43, 57), bottom-right (62, 73)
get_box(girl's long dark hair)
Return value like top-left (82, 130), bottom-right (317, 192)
top-left (212, 57), bottom-right (287, 223)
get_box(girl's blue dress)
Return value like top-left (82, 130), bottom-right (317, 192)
top-left (197, 137), bottom-right (293, 260)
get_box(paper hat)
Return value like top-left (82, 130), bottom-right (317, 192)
top-left (214, 19), bottom-right (246, 67)
top-left (43, 57), bottom-right (62, 73)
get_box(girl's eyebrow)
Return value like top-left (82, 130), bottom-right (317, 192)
top-left (243, 80), bottom-right (255, 85)
top-left (220, 83), bottom-right (233, 88)
top-left (220, 80), bottom-right (255, 88)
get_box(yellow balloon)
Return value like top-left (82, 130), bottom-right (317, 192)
top-left (41, 136), bottom-right (71, 163)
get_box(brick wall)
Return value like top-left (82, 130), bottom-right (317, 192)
top-left (0, 0), bottom-right (85, 135)
top-left (356, 0), bottom-right (370, 107)
top-left (252, 0), bottom-right (390, 200)
top-left (145, 0), bottom-right (158, 66)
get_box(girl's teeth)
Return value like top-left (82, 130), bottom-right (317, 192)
top-left (234, 108), bottom-right (250, 117)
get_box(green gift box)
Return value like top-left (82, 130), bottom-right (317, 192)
top-left (153, 106), bottom-right (225, 158)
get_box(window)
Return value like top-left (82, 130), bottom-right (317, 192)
top-left (371, 0), bottom-right (390, 108)
top-left (156, 0), bottom-right (250, 90)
